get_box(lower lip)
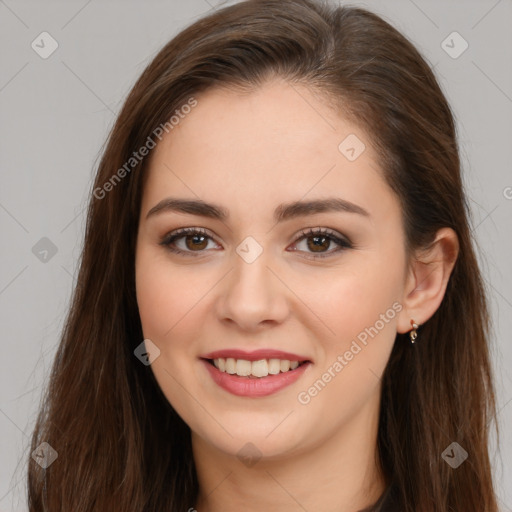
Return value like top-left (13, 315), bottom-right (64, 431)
top-left (201, 359), bottom-right (311, 397)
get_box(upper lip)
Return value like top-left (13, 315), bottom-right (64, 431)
top-left (201, 349), bottom-right (311, 362)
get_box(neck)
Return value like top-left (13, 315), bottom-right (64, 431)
top-left (192, 393), bottom-right (387, 512)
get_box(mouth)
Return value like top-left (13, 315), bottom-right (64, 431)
top-left (200, 352), bottom-right (312, 397)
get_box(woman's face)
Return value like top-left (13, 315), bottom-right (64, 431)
top-left (135, 79), bottom-right (409, 460)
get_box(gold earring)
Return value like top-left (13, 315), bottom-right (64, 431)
top-left (409, 319), bottom-right (419, 343)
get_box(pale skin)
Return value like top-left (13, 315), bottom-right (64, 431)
top-left (135, 78), bottom-right (459, 512)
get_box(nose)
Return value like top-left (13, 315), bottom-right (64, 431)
top-left (215, 249), bottom-right (290, 332)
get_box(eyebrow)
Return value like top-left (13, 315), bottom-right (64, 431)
top-left (146, 196), bottom-right (370, 223)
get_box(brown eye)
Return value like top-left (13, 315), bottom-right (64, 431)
top-left (291, 228), bottom-right (352, 259)
top-left (306, 234), bottom-right (331, 253)
top-left (161, 228), bottom-right (218, 256)
top-left (184, 233), bottom-right (208, 251)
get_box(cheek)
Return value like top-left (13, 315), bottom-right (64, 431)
top-left (309, 260), bottom-right (403, 342)
top-left (135, 250), bottom-right (203, 341)
top-left (135, 250), bottom-right (208, 421)
top-left (306, 253), bottom-right (404, 391)
top-left (295, 269), bottom-right (401, 428)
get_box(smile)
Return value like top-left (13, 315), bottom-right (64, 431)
top-left (200, 355), bottom-right (312, 397)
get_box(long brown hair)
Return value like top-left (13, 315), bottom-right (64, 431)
top-left (28, 0), bottom-right (499, 510)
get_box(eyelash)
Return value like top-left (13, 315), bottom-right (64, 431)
top-left (160, 227), bottom-right (352, 259)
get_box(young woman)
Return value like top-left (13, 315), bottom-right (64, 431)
top-left (28, 0), bottom-right (500, 510)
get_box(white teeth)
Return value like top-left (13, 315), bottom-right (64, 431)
top-left (236, 359), bottom-right (252, 376)
top-left (268, 358), bottom-right (281, 375)
top-left (225, 357), bottom-right (236, 374)
top-left (252, 359), bottom-right (269, 377)
top-left (211, 357), bottom-right (306, 377)
top-left (280, 360), bottom-right (290, 372)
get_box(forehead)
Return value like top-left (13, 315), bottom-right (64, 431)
top-left (141, 78), bottom-right (396, 223)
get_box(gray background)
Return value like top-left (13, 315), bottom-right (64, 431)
top-left (0, 0), bottom-right (511, 510)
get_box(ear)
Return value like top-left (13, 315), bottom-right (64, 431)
top-left (397, 227), bottom-right (459, 334)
